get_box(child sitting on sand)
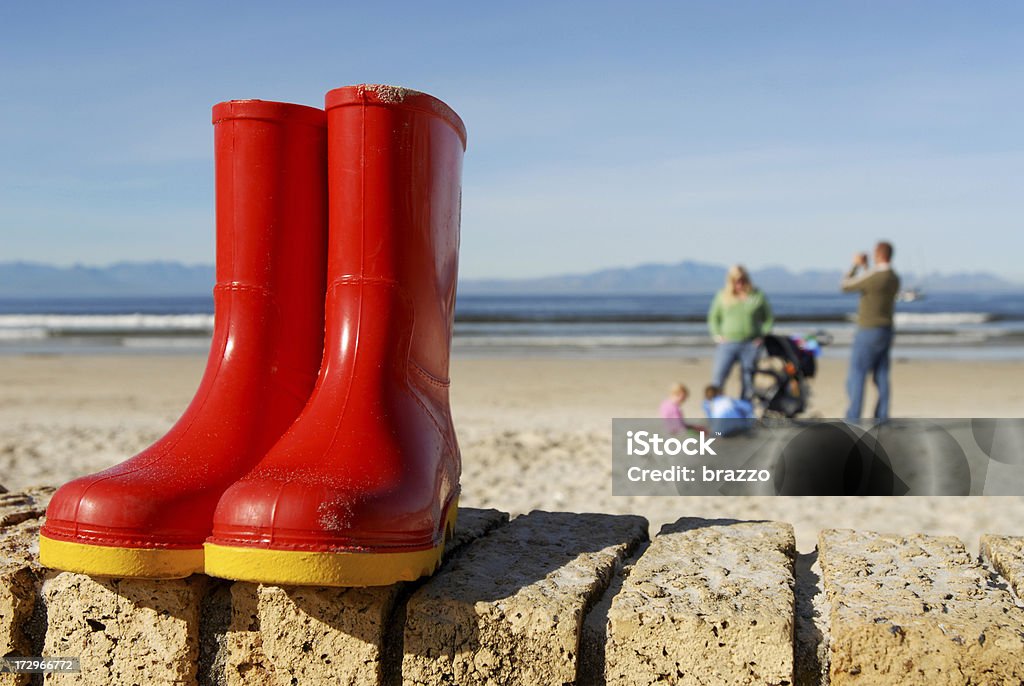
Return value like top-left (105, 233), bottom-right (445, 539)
top-left (659, 383), bottom-right (707, 435)
top-left (703, 385), bottom-right (755, 436)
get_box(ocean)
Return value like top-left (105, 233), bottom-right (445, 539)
top-left (1, 292), bottom-right (1023, 360)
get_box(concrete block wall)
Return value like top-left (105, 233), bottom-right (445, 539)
top-left (2, 488), bottom-right (1023, 685)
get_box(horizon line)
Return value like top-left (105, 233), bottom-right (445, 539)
top-left (4, 257), bottom-right (1021, 286)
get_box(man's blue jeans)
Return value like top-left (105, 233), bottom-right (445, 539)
top-left (846, 326), bottom-right (894, 420)
top-left (711, 339), bottom-right (760, 401)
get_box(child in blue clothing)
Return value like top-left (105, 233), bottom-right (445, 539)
top-left (703, 385), bottom-right (755, 436)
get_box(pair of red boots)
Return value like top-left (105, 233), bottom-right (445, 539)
top-left (39, 85), bottom-right (466, 587)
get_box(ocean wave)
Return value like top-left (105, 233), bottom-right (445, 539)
top-left (0, 310), bottom-right (1006, 333)
top-left (454, 329), bottom-right (1011, 349)
top-left (456, 313), bottom-right (858, 324)
top-left (0, 327), bottom-right (47, 341)
top-left (0, 313), bottom-right (214, 336)
top-left (122, 337), bottom-right (213, 349)
top-left (460, 311), bottom-right (1010, 325)
top-left (455, 335), bottom-right (712, 348)
top-left (894, 332), bottom-right (995, 345)
top-left (891, 312), bottom-right (993, 326)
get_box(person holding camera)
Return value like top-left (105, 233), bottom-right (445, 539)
top-left (841, 241), bottom-right (901, 419)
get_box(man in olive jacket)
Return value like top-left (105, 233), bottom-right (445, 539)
top-left (842, 241), bottom-right (900, 419)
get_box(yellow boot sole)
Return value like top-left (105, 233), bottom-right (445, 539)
top-left (38, 535), bottom-right (204, 579)
top-left (203, 500), bottom-right (458, 587)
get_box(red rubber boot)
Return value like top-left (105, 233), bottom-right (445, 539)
top-left (39, 101), bottom-right (329, 578)
top-left (204, 85), bottom-right (466, 587)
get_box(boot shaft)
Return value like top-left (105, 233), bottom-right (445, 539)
top-left (212, 100), bottom-right (328, 345)
top-left (324, 85), bottom-right (466, 382)
top-left (209, 101), bottom-right (328, 400)
top-left (192, 101), bottom-right (329, 452)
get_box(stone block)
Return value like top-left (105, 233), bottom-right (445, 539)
top-left (604, 518), bottom-right (796, 686)
top-left (819, 529), bottom-right (1024, 685)
top-left (224, 507), bottom-right (509, 686)
top-left (42, 572), bottom-right (206, 685)
top-left (402, 510), bottom-right (648, 685)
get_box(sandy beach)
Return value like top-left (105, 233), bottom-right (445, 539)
top-left (2, 353), bottom-right (1022, 553)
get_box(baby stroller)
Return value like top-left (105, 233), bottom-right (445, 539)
top-left (753, 332), bottom-right (831, 418)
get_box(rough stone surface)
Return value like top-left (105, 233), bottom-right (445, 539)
top-left (1, 490), bottom-right (51, 686)
top-left (42, 571), bottom-right (206, 685)
top-left (402, 510), bottom-right (648, 686)
top-left (254, 584), bottom-right (402, 686)
top-left (819, 529), bottom-right (1024, 685)
top-left (1, 564), bottom-right (37, 686)
top-left (605, 518), bottom-right (796, 686)
top-left (0, 488), bottom-right (53, 528)
top-left (224, 507), bottom-right (509, 686)
top-left (8, 492), bottom-right (1023, 685)
top-left (980, 534), bottom-right (1024, 601)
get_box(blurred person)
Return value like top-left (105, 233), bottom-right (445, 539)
top-left (659, 382), bottom-right (706, 434)
top-left (703, 384), bottom-right (755, 436)
top-left (707, 265), bottom-right (774, 400)
top-left (841, 241), bottom-right (901, 420)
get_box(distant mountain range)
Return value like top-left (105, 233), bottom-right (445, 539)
top-left (0, 259), bottom-right (1019, 298)
top-left (0, 261), bottom-right (215, 298)
top-left (460, 261), bottom-right (1019, 294)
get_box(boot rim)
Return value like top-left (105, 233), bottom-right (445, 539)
top-left (212, 99), bottom-right (326, 128)
top-left (325, 83), bottom-right (466, 149)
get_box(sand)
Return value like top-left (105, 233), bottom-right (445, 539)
top-left (1, 353), bottom-right (1022, 552)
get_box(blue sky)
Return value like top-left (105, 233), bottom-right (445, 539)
top-left (1, 1), bottom-right (1022, 281)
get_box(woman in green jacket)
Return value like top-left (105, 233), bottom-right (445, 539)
top-left (706, 265), bottom-right (774, 401)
